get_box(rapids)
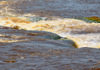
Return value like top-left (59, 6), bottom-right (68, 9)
top-left (0, 17), bottom-right (100, 48)
top-left (1, 0), bottom-right (100, 70)
top-left (0, 0), bottom-right (100, 48)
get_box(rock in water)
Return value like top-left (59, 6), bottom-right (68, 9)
top-left (0, 26), bottom-right (77, 48)
top-left (26, 30), bottom-right (61, 40)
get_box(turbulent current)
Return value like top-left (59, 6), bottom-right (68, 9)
top-left (0, 0), bottom-right (100, 48)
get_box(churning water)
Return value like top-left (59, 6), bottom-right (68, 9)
top-left (0, 0), bottom-right (100, 48)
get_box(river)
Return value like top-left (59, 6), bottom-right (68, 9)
top-left (0, 0), bottom-right (100, 48)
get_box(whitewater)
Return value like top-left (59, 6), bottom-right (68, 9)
top-left (0, 0), bottom-right (100, 48)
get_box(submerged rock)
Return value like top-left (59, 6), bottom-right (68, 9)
top-left (26, 30), bottom-right (61, 40)
top-left (0, 26), bottom-right (76, 48)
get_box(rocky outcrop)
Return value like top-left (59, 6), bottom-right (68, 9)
top-left (0, 26), bottom-right (100, 70)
